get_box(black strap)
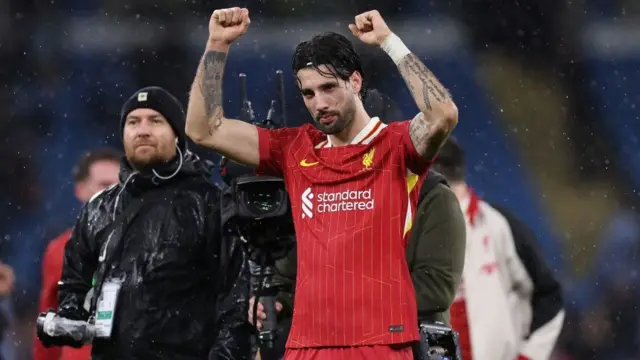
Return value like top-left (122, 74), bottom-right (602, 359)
top-left (89, 187), bottom-right (168, 317)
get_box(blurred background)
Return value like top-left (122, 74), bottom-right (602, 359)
top-left (0, 0), bottom-right (639, 358)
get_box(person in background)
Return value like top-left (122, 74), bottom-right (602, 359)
top-left (432, 137), bottom-right (565, 360)
top-left (34, 148), bottom-right (121, 360)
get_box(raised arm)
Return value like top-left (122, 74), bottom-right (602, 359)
top-left (185, 7), bottom-right (261, 168)
top-left (349, 10), bottom-right (458, 160)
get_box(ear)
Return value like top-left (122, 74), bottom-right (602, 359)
top-left (349, 71), bottom-right (363, 94)
top-left (74, 182), bottom-right (86, 203)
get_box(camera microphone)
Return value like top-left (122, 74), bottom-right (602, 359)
top-left (275, 70), bottom-right (286, 127)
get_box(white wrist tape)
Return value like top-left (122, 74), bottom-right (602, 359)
top-left (381, 33), bottom-right (411, 65)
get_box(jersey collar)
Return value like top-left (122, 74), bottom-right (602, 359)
top-left (460, 186), bottom-right (481, 226)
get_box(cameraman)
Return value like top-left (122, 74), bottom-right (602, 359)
top-left (38, 87), bottom-right (252, 360)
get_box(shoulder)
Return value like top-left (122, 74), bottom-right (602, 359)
top-left (488, 203), bottom-right (524, 229)
top-left (259, 125), bottom-right (325, 149)
top-left (382, 120), bottom-right (411, 133)
top-left (45, 229), bottom-right (72, 256)
top-left (486, 203), bottom-right (539, 247)
top-left (172, 177), bottom-right (221, 215)
top-left (418, 171), bottom-right (448, 198)
top-left (87, 184), bottom-right (117, 204)
top-left (428, 183), bottom-right (456, 203)
top-left (376, 120), bottom-right (413, 144)
top-left (296, 124), bottom-right (328, 145)
top-left (52, 228), bottom-right (72, 244)
top-left (261, 125), bottom-right (311, 139)
top-left (478, 201), bottom-right (515, 238)
top-left (175, 177), bottom-right (221, 200)
top-left (418, 183), bottom-right (461, 220)
top-left (85, 184), bottom-right (119, 213)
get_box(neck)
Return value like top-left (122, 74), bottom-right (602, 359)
top-left (450, 182), bottom-right (468, 203)
top-left (327, 103), bottom-right (371, 147)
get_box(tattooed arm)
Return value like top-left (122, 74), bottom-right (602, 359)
top-left (348, 10), bottom-right (458, 160)
top-left (185, 8), bottom-right (260, 167)
top-left (397, 52), bottom-right (458, 160)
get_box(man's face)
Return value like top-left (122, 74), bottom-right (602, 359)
top-left (75, 160), bottom-right (120, 203)
top-left (123, 108), bottom-right (177, 170)
top-left (296, 65), bottom-right (361, 135)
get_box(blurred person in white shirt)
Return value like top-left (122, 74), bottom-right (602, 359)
top-left (432, 137), bottom-right (565, 360)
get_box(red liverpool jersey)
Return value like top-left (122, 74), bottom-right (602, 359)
top-left (256, 117), bottom-right (431, 348)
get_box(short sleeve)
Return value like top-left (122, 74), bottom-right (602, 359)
top-left (256, 126), bottom-right (301, 177)
top-left (394, 120), bottom-right (432, 175)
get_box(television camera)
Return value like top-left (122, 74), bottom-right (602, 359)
top-left (218, 70), bottom-right (294, 360)
top-left (417, 321), bottom-right (462, 360)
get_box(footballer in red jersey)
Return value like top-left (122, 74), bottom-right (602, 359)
top-left (185, 7), bottom-right (459, 360)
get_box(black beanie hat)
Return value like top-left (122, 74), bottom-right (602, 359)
top-left (120, 86), bottom-right (187, 151)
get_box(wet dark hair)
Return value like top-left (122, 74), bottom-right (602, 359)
top-left (432, 137), bottom-right (466, 182)
top-left (292, 32), bottom-right (367, 100)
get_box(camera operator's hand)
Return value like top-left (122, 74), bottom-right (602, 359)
top-left (208, 7), bottom-right (251, 46)
top-left (248, 296), bottom-right (283, 330)
top-left (36, 309), bottom-right (88, 348)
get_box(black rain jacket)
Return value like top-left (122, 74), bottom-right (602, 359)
top-left (58, 151), bottom-right (252, 360)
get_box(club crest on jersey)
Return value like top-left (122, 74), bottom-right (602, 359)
top-left (362, 147), bottom-right (375, 171)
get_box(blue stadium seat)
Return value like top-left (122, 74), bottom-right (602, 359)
top-left (585, 57), bottom-right (640, 190)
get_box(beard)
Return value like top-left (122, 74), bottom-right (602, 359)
top-left (125, 146), bottom-right (171, 171)
top-left (313, 98), bottom-right (357, 135)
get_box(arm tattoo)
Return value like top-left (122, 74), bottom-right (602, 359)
top-left (398, 54), bottom-right (454, 158)
top-left (200, 51), bottom-right (227, 135)
top-left (409, 113), bottom-right (451, 158)
top-left (398, 53), bottom-right (450, 112)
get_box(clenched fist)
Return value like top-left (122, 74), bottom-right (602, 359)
top-left (208, 7), bottom-right (251, 45)
top-left (348, 10), bottom-right (392, 46)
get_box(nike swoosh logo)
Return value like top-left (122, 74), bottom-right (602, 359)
top-left (300, 159), bottom-right (319, 167)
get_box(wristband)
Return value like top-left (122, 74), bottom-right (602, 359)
top-left (380, 33), bottom-right (411, 65)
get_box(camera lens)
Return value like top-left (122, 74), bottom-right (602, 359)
top-left (246, 186), bottom-right (281, 214)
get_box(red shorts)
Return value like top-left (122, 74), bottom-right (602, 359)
top-left (284, 344), bottom-right (414, 360)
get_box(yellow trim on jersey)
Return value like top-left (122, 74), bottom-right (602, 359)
top-left (403, 172), bottom-right (420, 236)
